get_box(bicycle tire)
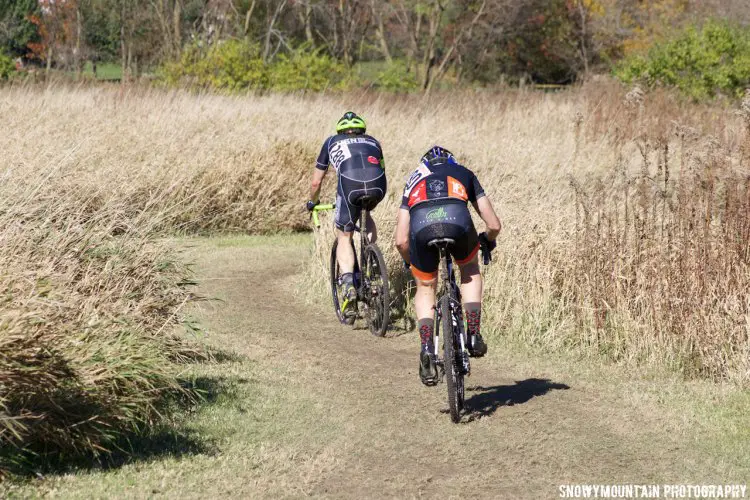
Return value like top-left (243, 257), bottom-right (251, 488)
top-left (330, 239), bottom-right (357, 326)
top-left (441, 293), bottom-right (463, 423)
top-left (363, 244), bottom-right (390, 337)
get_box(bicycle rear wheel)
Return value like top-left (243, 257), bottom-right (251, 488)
top-left (330, 239), bottom-right (357, 325)
top-left (441, 293), bottom-right (464, 423)
top-left (363, 244), bottom-right (390, 337)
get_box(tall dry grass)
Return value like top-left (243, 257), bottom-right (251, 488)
top-left (301, 82), bottom-right (748, 383)
top-left (0, 83), bottom-right (345, 472)
top-left (0, 80), bottom-right (747, 472)
top-left (0, 169), bottom-right (201, 471)
top-left (568, 132), bottom-right (749, 378)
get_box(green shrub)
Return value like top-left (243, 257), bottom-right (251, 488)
top-left (270, 45), bottom-right (349, 91)
top-left (616, 21), bottom-right (750, 100)
top-left (374, 61), bottom-right (419, 92)
top-left (161, 40), bottom-right (349, 92)
top-left (161, 40), bottom-right (267, 90)
top-left (0, 53), bottom-right (15, 80)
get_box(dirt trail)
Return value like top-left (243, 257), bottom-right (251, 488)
top-left (177, 236), bottom-right (729, 498)
top-left (19, 236), bottom-right (746, 499)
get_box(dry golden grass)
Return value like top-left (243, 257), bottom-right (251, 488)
top-left (300, 82), bottom-right (749, 384)
top-left (0, 80), bottom-right (747, 472)
top-left (0, 194), bottom-right (191, 471)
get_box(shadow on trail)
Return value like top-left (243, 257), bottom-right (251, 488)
top-left (1, 374), bottom-right (249, 478)
top-left (387, 267), bottom-right (416, 336)
top-left (352, 316), bottom-right (413, 337)
top-left (464, 378), bottom-right (570, 421)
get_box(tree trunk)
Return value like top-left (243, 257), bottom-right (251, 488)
top-left (120, 3), bottom-right (127, 82)
top-left (412, 10), bottom-right (422, 80)
top-left (45, 46), bottom-right (52, 76)
top-left (332, 9), bottom-right (339, 57)
top-left (338, 0), bottom-right (351, 65)
top-left (302, 0), bottom-right (314, 45)
top-left (425, 0), bottom-right (485, 93)
top-left (263, 0), bottom-right (287, 63)
top-left (75, 6), bottom-right (83, 78)
top-left (152, 0), bottom-right (172, 59)
top-left (577, 0), bottom-right (589, 77)
top-left (127, 42), bottom-right (132, 79)
top-left (244, 0), bottom-right (256, 36)
top-left (372, 1), bottom-right (392, 63)
top-left (394, 1), bottom-right (420, 78)
top-left (421, 1), bottom-right (442, 90)
top-left (173, 0), bottom-right (182, 57)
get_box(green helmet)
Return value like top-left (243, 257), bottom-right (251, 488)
top-left (336, 111), bottom-right (366, 134)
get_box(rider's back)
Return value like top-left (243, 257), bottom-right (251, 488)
top-left (318, 133), bottom-right (386, 209)
top-left (319, 134), bottom-right (383, 173)
top-left (401, 158), bottom-right (484, 276)
top-left (401, 159), bottom-right (483, 211)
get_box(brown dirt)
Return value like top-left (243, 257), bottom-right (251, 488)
top-left (175, 236), bottom-right (735, 498)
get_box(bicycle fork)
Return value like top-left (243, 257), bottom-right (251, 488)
top-left (434, 293), bottom-right (471, 381)
top-left (449, 298), bottom-right (471, 376)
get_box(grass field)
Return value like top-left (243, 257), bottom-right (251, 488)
top-left (81, 62), bottom-right (123, 81)
top-left (3, 235), bottom-right (747, 497)
top-left (0, 80), bottom-right (748, 478)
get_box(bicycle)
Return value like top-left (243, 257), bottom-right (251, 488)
top-left (311, 199), bottom-right (390, 336)
top-left (426, 237), bottom-right (491, 423)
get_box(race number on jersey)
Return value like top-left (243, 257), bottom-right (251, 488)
top-left (327, 137), bottom-right (380, 171)
top-left (403, 164), bottom-right (432, 198)
top-left (328, 140), bottom-right (352, 170)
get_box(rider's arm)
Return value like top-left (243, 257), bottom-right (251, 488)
top-left (310, 168), bottom-right (327, 203)
top-left (395, 207), bottom-right (411, 264)
top-left (468, 170), bottom-right (501, 240)
top-left (472, 197), bottom-right (501, 241)
top-left (310, 138), bottom-right (331, 203)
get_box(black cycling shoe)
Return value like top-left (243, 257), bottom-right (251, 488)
top-left (468, 334), bottom-right (488, 357)
top-left (419, 347), bottom-right (438, 386)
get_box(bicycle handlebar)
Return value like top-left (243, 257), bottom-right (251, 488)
top-left (478, 232), bottom-right (494, 266)
top-left (480, 244), bottom-right (492, 266)
top-left (311, 203), bottom-right (335, 227)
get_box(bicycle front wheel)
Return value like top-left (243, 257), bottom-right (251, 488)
top-left (441, 294), bottom-right (464, 423)
top-left (363, 244), bottom-right (390, 337)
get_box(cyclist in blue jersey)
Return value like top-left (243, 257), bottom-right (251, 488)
top-left (395, 146), bottom-right (501, 385)
top-left (306, 112), bottom-right (387, 318)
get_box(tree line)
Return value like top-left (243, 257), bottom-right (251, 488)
top-left (1, 0), bottom-right (749, 87)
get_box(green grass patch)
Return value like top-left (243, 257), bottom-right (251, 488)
top-left (80, 61), bottom-right (122, 81)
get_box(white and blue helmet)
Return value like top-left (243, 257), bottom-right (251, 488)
top-left (421, 145), bottom-right (457, 166)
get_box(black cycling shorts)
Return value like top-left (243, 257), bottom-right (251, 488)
top-left (408, 199), bottom-right (479, 281)
top-left (335, 165), bottom-right (386, 232)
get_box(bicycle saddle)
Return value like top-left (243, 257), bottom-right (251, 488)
top-left (356, 195), bottom-right (379, 211)
top-left (427, 237), bottom-right (455, 248)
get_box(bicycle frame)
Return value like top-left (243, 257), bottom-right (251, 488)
top-left (433, 245), bottom-right (469, 376)
top-left (356, 207), bottom-right (372, 294)
top-left (313, 201), bottom-right (394, 336)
